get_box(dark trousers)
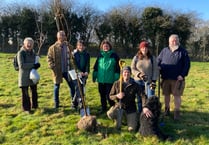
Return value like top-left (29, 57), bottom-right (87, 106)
top-left (72, 79), bottom-right (83, 108)
top-left (72, 76), bottom-right (88, 108)
top-left (21, 85), bottom-right (38, 111)
top-left (98, 83), bottom-right (115, 110)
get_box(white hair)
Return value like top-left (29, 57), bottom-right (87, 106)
top-left (24, 37), bottom-right (34, 45)
top-left (169, 34), bottom-right (180, 45)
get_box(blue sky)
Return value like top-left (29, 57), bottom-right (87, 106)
top-left (79, 0), bottom-right (209, 21)
top-left (2, 0), bottom-right (209, 21)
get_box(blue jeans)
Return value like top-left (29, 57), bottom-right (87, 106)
top-left (135, 80), bottom-right (155, 112)
top-left (54, 72), bottom-right (75, 108)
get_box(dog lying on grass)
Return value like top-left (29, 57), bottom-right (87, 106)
top-left (139, 96), bottom-right (169, 140)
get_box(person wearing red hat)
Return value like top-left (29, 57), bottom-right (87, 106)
top-left (131, 41), bottom-right (159, 113)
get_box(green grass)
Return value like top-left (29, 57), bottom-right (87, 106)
top-left (0, 52), bottom-right (209, 145)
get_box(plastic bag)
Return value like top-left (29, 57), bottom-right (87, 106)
top-left (30, 69), bottom-right (40, 84)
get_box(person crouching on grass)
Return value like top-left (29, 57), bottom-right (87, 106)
top-left (107, 66), bottom-right (152, 132)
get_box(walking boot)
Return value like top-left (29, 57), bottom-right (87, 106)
top-left (174, 110), bottom-right (180, 120)
top-left (54, 102), bottom-right (59, 108)
top-left (164, 107), bottom-right (170, 116)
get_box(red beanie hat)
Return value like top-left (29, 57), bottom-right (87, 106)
top-left (139, 41), bottom-right (149, 48)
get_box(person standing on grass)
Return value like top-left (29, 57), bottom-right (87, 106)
top-left (73, 40), bottom-right (90, 85)
top-left (131, 41), bottom-right (159, 113)
top-left (17, 37), bottom-right (40, 113)
top-left (72, 40), bottom-right (90, 109)
top-left (47, 31), bottom-right (75, 109)
top-left (92, 40), bottom-right (120, 113)
top-left (157, 34), bottom-right (190, 120)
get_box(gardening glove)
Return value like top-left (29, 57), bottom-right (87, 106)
top-left (150, 81), bottom-right (156, 90)
top-left (33, 63), bottom-right (41, 69)
top-left (142, 75), bottom-right (148, 82)
top-left (137, 72), bottom-right (147, 80)
top-left (138, 73), bottom-right (148, 82)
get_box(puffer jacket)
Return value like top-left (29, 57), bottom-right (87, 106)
top-left (17, 47), bottom-right (36, 87)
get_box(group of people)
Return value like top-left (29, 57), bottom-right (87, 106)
top-left (106, 34), bottom-right (190, 131)
top-left (17, 31), bottom-right (190, 132)
top-left (17, 31), bottom-right (90, 112)
top-left (47, 31), bottom-right (90, 109)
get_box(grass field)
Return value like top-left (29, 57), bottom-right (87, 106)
top-left (0, 52), bottom-right (209, 145)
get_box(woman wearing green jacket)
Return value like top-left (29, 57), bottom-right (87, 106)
top-left (93, 40), bottom-right (120, 113)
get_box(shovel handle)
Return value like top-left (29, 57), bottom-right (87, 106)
top-left (119, 60), bottom-right (125, 92)
top-left (118, 60), bottom-right (125, 108)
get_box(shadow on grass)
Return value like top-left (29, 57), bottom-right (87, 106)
top-left (32, 104), bottom-right (209, 143)
top-left (159, 110), bottom-right (209, 142)
top-left (41, 105), bottom-right (81, 116)
top-left (85, 105), bottom-right (209, 142)
top-left (0, 103), bottom-right (15, 108)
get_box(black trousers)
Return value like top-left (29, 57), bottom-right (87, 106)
top-left (98, 83), bottom-right (115, 110)
top-left (21, 85), bottom-right (38, 111)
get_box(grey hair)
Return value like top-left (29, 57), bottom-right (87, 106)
top-left (169, 34), bottom-right (180, 44)
top-left (57, 30), bottom-right (65, 37)
top-left (24, 37), bottom-right (34, 45)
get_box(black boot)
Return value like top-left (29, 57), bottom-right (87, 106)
top-left (164, 107), bottom-right (170, 116)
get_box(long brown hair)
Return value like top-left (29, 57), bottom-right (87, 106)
top-left (137, 43), bottom-right (152, 60)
